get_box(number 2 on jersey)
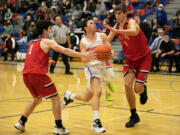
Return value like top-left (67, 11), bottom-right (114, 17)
top-left (29, 45), bottom-right (34, 55)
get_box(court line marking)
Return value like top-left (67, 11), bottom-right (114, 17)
top-left (1, 101), bottom-right (179, 120)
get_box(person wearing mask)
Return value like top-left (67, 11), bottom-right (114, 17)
top-left (14, 20), bottom-right (96, 134)
top-left (4, 8), bottom-right (13, 21)
top-left (150, 28), bottom-right (164, 72)
top-left (156, 4), bottom-right (167, 27)
top-left (49, 16), bottom-right (73, 74)
top-left (124, 0), bottom-right (135, 18)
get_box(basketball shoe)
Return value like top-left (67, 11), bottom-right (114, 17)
top-left (105, 93), bottom-right (112, 101)
top-left (53, 126), bottom-right (70, 135)
top-left (125, 114), bottom-right (140, 127)
top-left (91, 119), bottom-right (106, 133)
top-left (14, 121), bottom-right (25, 132)
top-left (106, 81), bottom-right (115, 92)
top-left (140, 85), bottom-right (148, 105)
top-left (61, 91), bottom-right (74, 109)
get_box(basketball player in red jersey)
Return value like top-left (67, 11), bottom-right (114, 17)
top-left (104, 5), bottom-right (152, 127)
top-left (14, 20), bottom-right (96, 134)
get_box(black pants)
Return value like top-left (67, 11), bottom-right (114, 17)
top-left (151, 53), bottom-right (174, 71)
top-left (3, 49), bottom-right (15, 61)
top-left (50, 43), bottom-right (70, 73)
top-left (174, 55), bottom-right (180, 72)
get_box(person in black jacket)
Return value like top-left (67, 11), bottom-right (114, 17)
top-left (174, 39), bottom-right (180, 72)
top-left (3, 34), bottom-right (18, 61)
top-left (134, 16), bottom-right (152, 42)
top-left (155, 33), bottom-right (176, 72)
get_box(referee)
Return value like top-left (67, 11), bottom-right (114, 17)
top-left (50, 16), bottom-right (73, 75)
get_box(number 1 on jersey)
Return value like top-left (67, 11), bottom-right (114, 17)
top-left (29, 45), bottom-right (34, 55)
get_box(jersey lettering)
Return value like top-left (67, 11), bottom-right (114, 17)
top-left (29, 45), bottom-right (34, 55)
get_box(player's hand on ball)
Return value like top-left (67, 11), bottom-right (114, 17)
top-left (83, 50), bottom-right (97, 60)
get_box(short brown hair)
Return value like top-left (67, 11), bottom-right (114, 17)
top-left (82, 16), bottom-right (93, 32)
top-left (114, 4), bottom-right (127, 13)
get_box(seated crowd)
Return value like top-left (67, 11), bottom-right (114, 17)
top-left (0, 0), bottom-right (179, 72)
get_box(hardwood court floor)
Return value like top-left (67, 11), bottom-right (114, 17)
top-left (0, 60), bottom-right (180, 135)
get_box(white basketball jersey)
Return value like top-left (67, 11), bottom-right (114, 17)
top-left (81, 32), bottom-right (105, 66)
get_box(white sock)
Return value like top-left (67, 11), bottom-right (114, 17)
top-left (93, 111), bottom-right (99, 121)
top-left (70, 94), bottom-right (75, 100)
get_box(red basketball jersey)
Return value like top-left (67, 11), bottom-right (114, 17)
top-left (116, 20), bottom-right (150, 61)
top-left (23, 37), bottom-right (49, 74)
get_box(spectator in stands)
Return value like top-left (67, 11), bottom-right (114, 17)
top-left (3, 34), bottom-right (17, 61)
top-left (35, 3), bottom-right (46, 21)
top-left (20, 31), bottom-right (28, 44)
top-left (95, 0), bottom-right (106, 20)
top-left (103, 0), bottom-right (112, 10)
top-left (23, 15), bottom-right (32, 32)
top-left (83, 0), bottom-right (88, 12)
top-left (134, 16), bottom-right (152, 42)
top-left (172, 11), bottom-right (180, 38)
top-left (0, 7), bottom-right (5, 27)
top-left (0, 36), bottom-right (4, 54)
top-left (93, 17), bottom-right (103, 32)
top-left (155, 33), bottom-right (176, 72)
top-left (27, 21), bottom-right (36, 34)
top-left (69, 18), bottom-right (78, 30)
top-left (4, 7), bottom-right (13, 21)
top-left (4, 20), bottom-right (14, 36)
top-left (124, 0), bottom-right (134, 18)
top-left (102, 18), bottom-right (111, 35)
top-left (151, 18), bottom-right (158, 41)
top-left (156, 4), bottom-right (167, 27)
top-left (150, 28), bottom-right (164, 72)
top-left (174, 38), bottom-right (180, 72)
top-left (87, 0), bottom-right (96, 13)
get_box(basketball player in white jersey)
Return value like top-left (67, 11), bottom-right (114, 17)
top-left (61, 17), bottom-right (114, 133)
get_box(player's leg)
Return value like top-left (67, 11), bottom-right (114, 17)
top-left (61, 88), bottom-right (93, 109)
top-left (91, 77), bottom-right (106, 133)
top-left (14, 74), bottom-right (42, 132)
top-left (134, 78), bottom-right (148, 105)
top-left (135, 53), bottom-right (152, 105)
top-left (50, 95), bottom-right (69, 135)
top-left (105, 65), bottom-right (115, 92)
top-left (124, 70), bottom-right (140, 128)
top-left (14, 97), bottom-right (42, 132)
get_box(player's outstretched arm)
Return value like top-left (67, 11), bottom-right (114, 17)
top-left (43, 39), bottom-right (96, 60)
top-left (103, 24), bottom-right (116, 42)
top-left (105, 19), bottom-right (140, 36)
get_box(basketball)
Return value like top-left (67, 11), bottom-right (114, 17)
top-left (95, 44), bottom-right (111, 61)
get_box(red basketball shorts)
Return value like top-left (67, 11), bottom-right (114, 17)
top-left (23, 74), bottom-right (58, 99)
top-left (123, 53), bottom-right (152, 83)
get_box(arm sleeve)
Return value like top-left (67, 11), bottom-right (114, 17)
top-left (159, 41), bottom-right (164, 51)
top-left (150, 38), bottom-right (157, 51)
top-left (170, 41), bottom-right (176, 51)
